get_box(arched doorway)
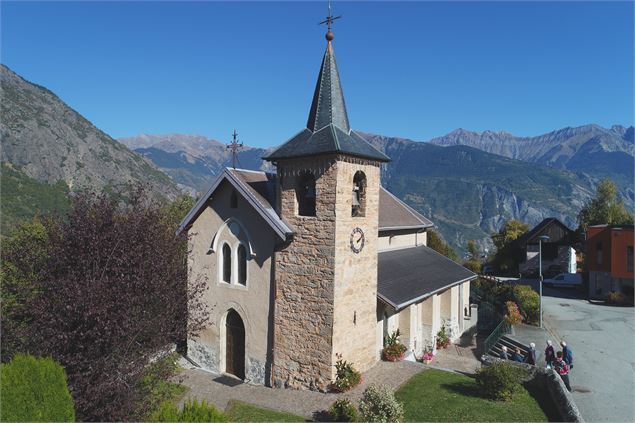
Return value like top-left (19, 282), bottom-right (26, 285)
top-left (225, 309), bottom-right (245, 379)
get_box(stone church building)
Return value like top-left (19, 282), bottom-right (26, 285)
top-left (178, 27), bottom-right (476, 391)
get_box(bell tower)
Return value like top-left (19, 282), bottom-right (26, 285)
top-left (263, 13), bottom-right (390, 391)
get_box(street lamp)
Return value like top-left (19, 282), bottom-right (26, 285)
top-left (538, 235), bottom-right (550, 328)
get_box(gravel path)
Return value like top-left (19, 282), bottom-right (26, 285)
top-left (178, 360), bottom-right (425, 420)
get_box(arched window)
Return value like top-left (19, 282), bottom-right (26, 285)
top-left (296, 171), bottom-right (316, 217)
top-left (230, 190), bottom-right (238, 209)
top-left (222, 243), bottom-right (232, 283)
top-left (237, 244), bottom-right (247, 286)
top-left (352, 171), bottom-right (367, 217)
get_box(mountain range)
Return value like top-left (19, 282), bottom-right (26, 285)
top-left (119, 125), bottom-right (633, 253)
top-left (1, 63), bottom-right (632, 253)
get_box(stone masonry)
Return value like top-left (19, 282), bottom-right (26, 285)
top-left (272, 154), bottom-right (381, 391)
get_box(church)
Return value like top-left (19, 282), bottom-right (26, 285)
top-left (177, 21), bottom-right (476, 392)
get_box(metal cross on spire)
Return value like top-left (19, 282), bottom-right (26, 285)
top-left (319, 0), bottom-right (341, 36)
top-left (226, 129), bottom-right (243, 169)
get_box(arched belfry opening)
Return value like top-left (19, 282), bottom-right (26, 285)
top-left (296, 171), bottom-right (317, 216)
top-left (225, 309), bottom-right (245, 379)
top-left (352, 171), bottom-right (366, 217)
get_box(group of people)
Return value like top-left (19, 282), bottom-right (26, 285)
top-left (499, 340), bottom-right (573, 392)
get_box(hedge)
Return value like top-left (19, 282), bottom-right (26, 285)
top-left (0, 354), bottom-right (75, 422)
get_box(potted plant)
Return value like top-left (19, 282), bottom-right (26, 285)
top-left (382, 330), bottom-right (407, 362)
top-left (421, 351), bottom-right (434, 364)
top-left (436, 326), bottom-right (450, 349)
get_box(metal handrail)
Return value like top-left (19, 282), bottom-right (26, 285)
top-left (483, 319), bottom-right (511, 355)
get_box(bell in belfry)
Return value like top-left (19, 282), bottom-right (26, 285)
top-left (352, 186), bottom-right (360, 207)
top-left (305, 184), bottom-right (316, 199)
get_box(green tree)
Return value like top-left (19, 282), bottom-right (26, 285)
top-left (427, 230), bottom-right (459, 261)
top-left (577, 179), bottom-right (634, 230)
top-left (491, 220), bottom-right (530, 276)
top-left (0, 354), bottom-right (75, 422)
top-left (0, 218), bottom-right (55, 360)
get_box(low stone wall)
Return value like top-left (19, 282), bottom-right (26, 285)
top-left (481, 355), bottom-right (584, 423)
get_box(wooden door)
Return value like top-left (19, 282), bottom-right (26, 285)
top-left (225, 310), bottom-right (245, 379)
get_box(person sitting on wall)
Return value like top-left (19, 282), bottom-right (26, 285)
top-left (500, 345), bottom-right (509, 360)
top-left (513, 347), bottom-right (524, 363)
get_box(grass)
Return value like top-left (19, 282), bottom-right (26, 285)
top-left (225, 400), bottom-right (308, 422)
top-left (395, 369), bottom-right (559, 422)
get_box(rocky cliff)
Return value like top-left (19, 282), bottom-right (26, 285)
top-left (0, 64), bottom-right (180, 199)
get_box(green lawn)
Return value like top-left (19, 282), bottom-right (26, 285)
top-left (395, 369), bottom-right (559, 422)
top-left (225, 400), bottom-right (307, 422)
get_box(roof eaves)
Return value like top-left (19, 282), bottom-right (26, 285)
top-left (379, 224), bottom-right (433, 232)
top-left (392, 274), bottom-right (478, 311)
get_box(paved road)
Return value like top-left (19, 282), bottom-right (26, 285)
top-left (499, 277), bottom-right (635, 423)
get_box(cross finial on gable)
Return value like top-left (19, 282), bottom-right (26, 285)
top-left (319, 0), bottom-right (341, 41)
top-left (226, 129), bottom-right (243, 169)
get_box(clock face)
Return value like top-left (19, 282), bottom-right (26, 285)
top-left (350, 227), bottom-right (365, 254)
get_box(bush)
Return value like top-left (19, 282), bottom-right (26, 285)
top-left (358, 384), bottom-right (404, 423)
top-left (475, 361), bottom-right (526, 401)
top-left (330, 398), bottom-right (358, 422)
top-left (513, 285), bottom-right (540, 324)
top-left (0, 354), bottom-right (75, 422)
top-left (332, 355), bottom-right (362, 392)
top-left (150, 399), bottom-right (226, 422)
top-left (503, 301), bottom-right (523, 326)
top-left (606, 291), bottom-right (634, 306)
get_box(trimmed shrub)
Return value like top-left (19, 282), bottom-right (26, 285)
top-left (358, 384), bottom-right (404, 423)
top-left (330, 398), bottom-right (358, 422)
top-left (0, 354), bottom-right (75, 422)
top-left (475, 361), bottom-right (526, 401)
top-left (150, 399), bottom-right (226, 422)
top-left (513, 285), bottom-right (540, 324)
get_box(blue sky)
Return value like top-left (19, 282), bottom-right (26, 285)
top-left (2, 1), bottom-right (633, 147)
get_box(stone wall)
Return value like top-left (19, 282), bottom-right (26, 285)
top-left (272, 155), bottom-right (381, 390)
top-left (272, 156), bottom-right (339, 391)
top-left (331, 157), bottom-right (381, 374)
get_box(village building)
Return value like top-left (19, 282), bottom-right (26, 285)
top-left (586, 224), bottom-right (634, 300)
top-left (177, 24), bottom-right (476, 391)
top-left (517, 218), bottom-right (579, 277)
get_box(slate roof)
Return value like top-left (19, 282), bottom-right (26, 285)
top-left (379, 188), bottom-right (433, 231)
top-left (263, 42), bottom-right (389, 163)
top-left (378, 245), bottom-right (477, 311)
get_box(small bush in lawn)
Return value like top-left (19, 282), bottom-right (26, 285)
top-left (330, 398), bottom-right (358, 422)
top-left (150, 399), bottom-right (226, 422)
top-left (358, 384), bottom-right (404, 423)
top-left (476, 361), bottom-right (526, 401)
top-left (0, 354), bottom-right (75, 422)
